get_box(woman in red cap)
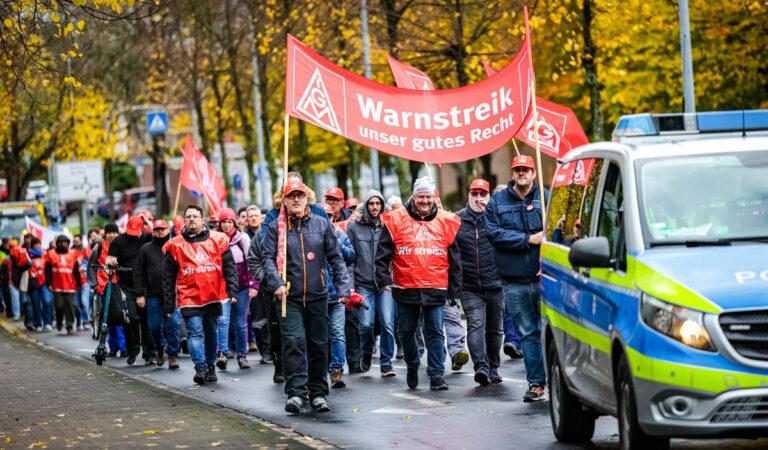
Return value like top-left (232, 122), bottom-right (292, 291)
top-left (216, 207), bottom-right (256, 369)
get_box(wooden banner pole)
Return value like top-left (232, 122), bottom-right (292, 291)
top-left (530, 81), bottom-right (548, 230)
top-left (281, 114), bottom-right (290, 318)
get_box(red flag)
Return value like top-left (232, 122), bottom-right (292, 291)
top-left (551, 158), bottom-right (596, 188)
top-left (284, 7), bottom-right (534, 164)
top-left (483, 62), bottom-right (589, 159)
top-left (386, 56), bottom-right (435, 91)
top-left (180, 135), bottom-right (227, 215)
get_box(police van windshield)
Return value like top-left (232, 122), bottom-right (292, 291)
top-left (638, 151), bottom-right (768, 247)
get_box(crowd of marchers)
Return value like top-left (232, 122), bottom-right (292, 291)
top-left (0, 155), bottom-right (550, 415)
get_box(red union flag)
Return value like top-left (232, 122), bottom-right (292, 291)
top-left (483, 63), bottom-right (589, 159)
top-left (285, 9), bottom-right (533, 164)
top-left (179, 135), bottom-right (226, 215)
top-left (387, 56), bottom-right (435, 91)
top-left (552, 158), bottom-right (596, 188)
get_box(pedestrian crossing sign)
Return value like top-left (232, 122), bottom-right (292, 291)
top-left (146, 111), bottom-right (168, 135)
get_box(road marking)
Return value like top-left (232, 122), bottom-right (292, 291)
top-left (389, 392), bottom-right (446, 408)
top-left (371, 407), bottom-right (429, 415)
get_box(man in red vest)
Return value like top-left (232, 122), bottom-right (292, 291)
top-left (45, 235), bottom-right (83, 335)
top-left (375, 176), bottom-right (462, 391)
top-left (163, 205), bottom-right (239, 385)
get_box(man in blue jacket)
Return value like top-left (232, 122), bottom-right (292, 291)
top-left (485, 155), bottom-right (548, 402)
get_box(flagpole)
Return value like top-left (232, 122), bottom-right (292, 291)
top-left (281, 113), bottom-right (290, 318)
top-left (173, 142), bottom-right (185, 216)
top-left (511, 139), bottom-right (521, 156)
top-left (530, 81), bottom-right (548, 230)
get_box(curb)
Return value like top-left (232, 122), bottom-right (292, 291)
top-left (0, 316), bottom-right (337, 450)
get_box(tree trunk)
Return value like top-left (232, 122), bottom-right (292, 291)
top-left (581, 0), bottom-right (604, 141)
top-left (151, 134), bottom-right (170, 216)
top-left (347, 140), bottom-right (360, 197)
top-left (258, 56), bottom-right (277, 195)
top-left (335, 164), bottom-right (349, 197)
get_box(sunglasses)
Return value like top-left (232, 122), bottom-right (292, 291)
top-left (469, 191), bottom-right (489, 197)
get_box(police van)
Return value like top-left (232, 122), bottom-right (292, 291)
top-left (541, 110), bottom-right (768, 450)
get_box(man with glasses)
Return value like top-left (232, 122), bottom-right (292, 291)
top-left (485, 155), bottom-right (548, 402)
top-left (324, 187), bottom-right (352, 223)
top-left (163, 205), bottom-right (239, 385)
top-left (456, 179), bottom-right (505, 385)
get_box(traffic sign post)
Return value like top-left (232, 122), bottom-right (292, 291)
top-left (146, 111), bottom-right (169, 135)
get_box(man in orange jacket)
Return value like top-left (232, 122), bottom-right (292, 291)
top-left (45, 235), bottom-right (83, 335)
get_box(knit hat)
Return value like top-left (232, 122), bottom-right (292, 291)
top-left (412, 176), bottom-right (436, 197)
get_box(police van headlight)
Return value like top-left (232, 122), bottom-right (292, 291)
top-left (640, 294), bottom-right (715, 352)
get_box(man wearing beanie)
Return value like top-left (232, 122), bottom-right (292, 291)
top-left (375, 176), bottom-right (462, 391)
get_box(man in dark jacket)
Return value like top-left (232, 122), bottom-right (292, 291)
top-left (324, 187), bottom-right (352, 223)
top-left (135, 219), bottom-right (179, 369)
top-left (162, 205), bottom-right (239, 385)
top-left (485, 155), bottom-right (549, 402)
top-left (106, 215), bottom-right (153, 365)
top-left (262, 180), bottom-right (350, 415)
top-left (246, 218), bottom-right (273, 368)
top-left (346, 190), bottom-right (396, 377)
top-left (376, 176), bottom-right (462, 391)
top-left (456, 179), bottom-right (506, 386)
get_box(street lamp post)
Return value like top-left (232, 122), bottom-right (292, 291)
top-left (360, 0), bottom-right (380, 191)
top-left (678, 0), bottom-right (696, 113)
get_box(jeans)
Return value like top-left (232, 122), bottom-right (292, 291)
top-left (216, 300), bottom-right (231, 354)
top-left (9, 284), bottom-right (20, 319)
top-left (109, 325), bottom-right (126, 352)
top-left (443, 302), bottom-right (467, 359)
top-left (327, 301), bottom-right (346, 372)
top-left (77, 284), bottom-right (91, 323)
top-left (503, 308), bottom-right (521, 348)
top-left (460, 289), bottom-right (504, 374)
top-left (502, 281), bottom-right (545, 385)
top-left (146, 296), bottom-right (181, 356)
top-left (397, 302), bottom-right (445, 378)
top-left (279, 299), bottom-right (329, 399)
top-left (357, 287), bottom-right (395, 367)
top-left (27, 286), bottom-right (43, 328)
top-left (20, 290), bottom-right (30, 326)
top-left (229, 289), bottom-right (250, 357)
top-left (41, 287), bottom-right (54, 326)
top-left (185, 311), bottom-right (219, 372)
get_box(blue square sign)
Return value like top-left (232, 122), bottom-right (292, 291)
top-left (146, 111), bottom-right (168, 135)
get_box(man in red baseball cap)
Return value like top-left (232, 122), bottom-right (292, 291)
top-left (324, 187), bottom-right (351, 223)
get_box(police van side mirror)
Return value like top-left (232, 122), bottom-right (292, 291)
top-left (568, 237), bottom-right (612, 269)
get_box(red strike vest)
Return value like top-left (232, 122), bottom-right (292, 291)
top-left (382, 207), bottom-right (461, 289)
top-left (49, 250), bottom-right (80, 293)
top-left (163, 231), bottom-right (230, 310)
top-left (29, 257), bottom-right (45, 287)
top-left (96, 242), bottom-right (117, 295)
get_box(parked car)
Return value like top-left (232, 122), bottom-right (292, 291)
top-left (25, 180), bottom-right (50, 201)
top-left (97, 192), bottom-right (124, 219)
top-left (120, 187), bottom-right (155, 217)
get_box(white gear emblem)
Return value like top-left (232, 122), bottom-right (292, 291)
top-left (194, 246), bottom-right (208, 261)
top-left (297, 68), bottom-right (342, 135)
top-left (415, 224), bottom-right (435, 241)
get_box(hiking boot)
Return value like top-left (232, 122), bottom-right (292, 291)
top-left (523, 384), bottom-right (546, 402)
top-left (193, 369), bottom-right (207, 385)
top-left (406, 367), bottom-right (419, 389)
top-left (156, 348), bottom-right (165, 367)
top-left (248, 341), bottom-right (258, 353)
top-left (489, 368), bottom-right (503, 384)
top-left (66, 327), bottom-right (74, 336)
top-left (330, 369), bottom-right (346, 389)
top-left (237, 356), bottom-right (251, 369)
top-left (361, 353), bottom-right (372, 372)
top-left (180, 338), bottom-right (189, 354)
top-left (348, 363), bottom-right (363, 374)
top-left (168, 356), bottom-right (180, 370)
top-left (311, 397), bottom-right (330, 413)
top-left (430, 377), bottom-right (449, 391)
top-left (474, 371), bottom-right (491, 386)
top-left (205, 368), bottom-right (218, 383)
top-left (380, 365), bottom-right (396, 377)
top-left (285, 396), bottom-right (303, 414)
top-left (215, 352), bottom-right (227, 370)
top-left (503, 342), bottom-right (523, 359)
top-left (451, 350), bottom-right (469, 371)
top-left (127, 354), bottom-right (137, 365)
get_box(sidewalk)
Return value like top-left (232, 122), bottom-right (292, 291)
top-left (0, 325), bottom-right (321, 449)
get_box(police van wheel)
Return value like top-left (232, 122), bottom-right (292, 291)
top-left (617, 354), bottom-right (670, 450)
top-left (548, 345), bottom-right (595, 443)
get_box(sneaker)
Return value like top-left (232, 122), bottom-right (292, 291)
top-left (237, 356), bottom-right (251, 369)
top-left (273, 372), bottom-right (285, 384)
top-left (168, 356), bottom-right (180, 370)
top-left (348, 363), bottom-right (363, 374)
top-left (66, 328), bottom-right (74, 336)
top-left (216, 352), bottom-right (227, 370)
top-left (489, 368), bottom-right (503, 384)
top-left (127, 354), bottom-right (137, 365)
top-left (361, 353), bottom-right (372, 372)
top-left (430, 377), bottom-right (449, 391)
top-left (144, 357), bottom-right (156, 366)
top-left (248, 341), bottom-right (258, 353)
top-left (451, 350), bottom-right (469, 371)
top-left (44, 325), bottom-right (52, 331)
top-left (285, 396), bottom-right (303, 414)
top-left (108, 350), bottom-right (118, 358)
top-left (523, 384), bottom-right (546, 402)
top-left (156, 348), bottom-right (165, 367)
top-left (83, 323), bottom-right (91, 331)
top-left (25, 324), bottom-right (34, 331)
top-left (330, 369), bottom-right (346, 388)
top-left (193, 369), bottom-right (207, 385)
top-left (226, 350), bottom-right (235, 359)
top-left (380, 365), bottom-right (396, 377)
top-left (311, 396), bottom-right (330, 413)
top-left (474, 371), bottom-right (491, 386)
top-left (34, 326), bottom-right (43, 332)
top-left (205, 369), bottom-right (218, 383)
top-left (180, 338), bottom-right (189, 354)
top-left (260, 353), bottom-right (273, 364)
top-left (56, 324), bottom-right (63, 332)
top-left (406, 367), bottom-right (419, 389)
top-left (503, 342), bottom-right (523, 359)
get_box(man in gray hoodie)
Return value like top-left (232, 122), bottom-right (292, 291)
top-left (345, 190), bottom-right (397, 377)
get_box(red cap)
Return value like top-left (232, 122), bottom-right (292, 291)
top-left (324, 187), bottom-right (345, 200)
top-left (126, 216), bottom-right (144, 237)
top-left (218, 208), bottom-right (237, 223)
top-left (469, 179), bottom-right (490, 193)
top-left (512, 155), bottom-right (536, 170)
top-left (345, 197), bottom-right (359, 209)
top-left (152, 219), bottom-right (169, 230)
top-left (283, 180), bottom-right (308, 197)
top-left (138, 209), bottom-right (154, 221)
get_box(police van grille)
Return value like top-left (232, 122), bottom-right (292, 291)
top-left (719, 310), bottom-right (768, 362)
top-left (710, 395), bottom-right (768, 423)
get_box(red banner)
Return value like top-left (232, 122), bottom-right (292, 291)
top-left (285, 9), bottom-right (533, 164)
top-left (551, 158), bottom-right (596, 188)
top-left (483, 63), bottom-right (589, 159)
top-left (387, 56), bottom-right (435, 91)
top-left (180, 135), bottom-right (227, 215)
